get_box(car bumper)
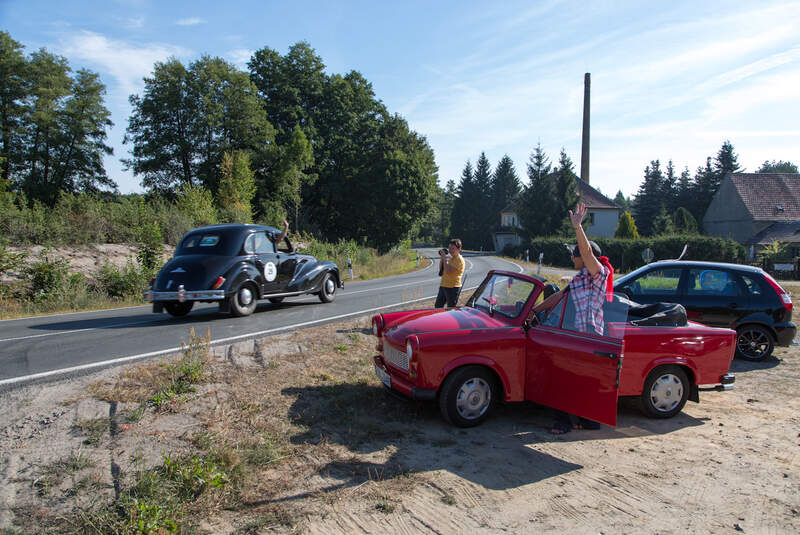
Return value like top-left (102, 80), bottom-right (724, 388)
top-left (145, 289), bottom-right (226, 302)
top-left (698, 373), bottom-right (735, 392)
top-left (373, 356), bottom-right (436, 401)
top-left (774, 322), bottom-right (797, 347)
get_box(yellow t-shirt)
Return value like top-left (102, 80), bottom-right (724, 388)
top-left (441, 254), bottom-right (465, 288)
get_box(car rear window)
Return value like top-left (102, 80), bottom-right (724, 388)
top-left (740, 273), bottom-right (763, 296)
top-left (176, 231), bottom-right (239, 256)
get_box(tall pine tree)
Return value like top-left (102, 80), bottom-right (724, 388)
top-left (472, 152), bottom-right (494, 250)
top-left (518, 143), bottom-right (553, 238)
top-left (551, 148), bottom-right (579, 235)
top-left (491, 154), bottom-right (521, 232)
top-left (633, 160), bottom-right (665, 236)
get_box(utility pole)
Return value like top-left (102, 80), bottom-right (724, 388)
top-left (580, 73), bottom-right (590, 184)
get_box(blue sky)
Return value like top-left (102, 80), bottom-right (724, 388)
top-left (3, 0), bottom-right (799, 197)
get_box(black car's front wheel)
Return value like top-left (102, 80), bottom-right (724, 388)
top-left (735, 324), bottom-right (774, 361)
top-left (318, 273), bottom-right (336, 303)
top-left (230, 283), bottom-right (258, 317)
top-left (164, 302), bottom-right (193, 317)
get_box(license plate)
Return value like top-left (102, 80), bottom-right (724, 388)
top-left (375, 364), bottom-right (391, 388)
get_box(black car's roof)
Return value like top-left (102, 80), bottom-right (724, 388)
top-left (187, 223), bottom-right (280, 235)
top-left (643, 260), bottom-right (763, 273)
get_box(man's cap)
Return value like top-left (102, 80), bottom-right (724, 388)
top-left (565, 241), bottom-right (602, 257)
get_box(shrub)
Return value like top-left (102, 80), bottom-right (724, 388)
top-left (96, 261), bottom-right (151, 299)
top-left (523, 235), bottom-right (746, 272)
top-left (136, 221), bottom-right (164, 274)
top-left (24, 248), bottom-right (75, 301)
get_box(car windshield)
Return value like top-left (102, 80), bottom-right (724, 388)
top-left (469, 274), bottom-right (536, 318)
top-left (175, 229), bottom-right (241, 256)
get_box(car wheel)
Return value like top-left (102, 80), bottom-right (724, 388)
top-left (318, 273), bottom-right (336, 303)
top-left (164, 302), bottom-right (193, 317)
top-left (438, 366), bottom-right (497, 427)
top-left (735, 325), bottom-right (774, 361)
top-left (268, 297), bottom-right (284, 304)
top-left (230, 283), bottom-right (257, 317)
top-left (640, 365), bottom-right (689, 419)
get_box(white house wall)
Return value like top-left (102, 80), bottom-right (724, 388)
top-left (587, 209), bottom-right (620, 238)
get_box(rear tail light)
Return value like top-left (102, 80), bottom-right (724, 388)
top-left (211, 276), bottom-right (225, 290)
top-left (763, 272), bottom-right (792, 312)
top-left (149, 278), bottom-right (155, 289)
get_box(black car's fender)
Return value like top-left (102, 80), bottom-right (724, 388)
top-left (224, 261), bottom-right (263, 298)
top-left (730, 312), bottom-right (778, 339)
top-left (289, 259), bottom-right (340, 293)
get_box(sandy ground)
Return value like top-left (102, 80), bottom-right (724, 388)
top-left (1, 306), bottom-right (799, 534)
top-left (1, 244), bottom-right (176, 285)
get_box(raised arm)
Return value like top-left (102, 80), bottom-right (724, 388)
top-left (274, 218), bottom-right (289, 244)
top-left (570, 203), bottom-right (602, 276)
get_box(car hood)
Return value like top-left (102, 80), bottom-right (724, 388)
top-left (384, 306), bottom-right (507, 344)
top-left (155, 255), bottom-right (238, 291)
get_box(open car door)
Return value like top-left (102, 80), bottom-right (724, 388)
top-left (525, 297), bottom-right (623, 426)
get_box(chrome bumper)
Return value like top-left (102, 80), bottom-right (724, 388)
top-left (698, 373), bottom-right (735, 392)
top-left (145, 286), bottom-right (225, 303)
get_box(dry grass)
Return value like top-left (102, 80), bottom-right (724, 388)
top-left (15, 313), bottom-right (436, 534)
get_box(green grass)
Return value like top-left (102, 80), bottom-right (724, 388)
top-left (74, 418), bottom-right (107, 447)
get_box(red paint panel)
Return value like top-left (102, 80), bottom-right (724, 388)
top-left (526, 327), bottom-right (622, 427)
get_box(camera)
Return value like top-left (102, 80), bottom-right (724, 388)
top-left (439, 248), bottom-right (448, 255)
top-left (438, 248), bottom-right (448, 276)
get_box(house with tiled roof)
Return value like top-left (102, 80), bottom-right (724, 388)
top-left (491, 178), bottom-right (621, 252)
top-left (576, 178), bottom-right (622, 237)
top-left (703, 173), bottom-right (800, 258)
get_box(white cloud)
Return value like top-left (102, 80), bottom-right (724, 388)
top-left (176, 17), bottom-right (205, 26)
top-left (59, 30), bottom-right (191, 98)
top-left (57, 31), bottom-right (192, 193)
top-left (124, 17), bottom-right (145, 29)
top-left (226, 48), bottom-right (253, 69)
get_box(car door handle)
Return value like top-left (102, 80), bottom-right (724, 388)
top-left (594, 351), bottom-right (619, 359)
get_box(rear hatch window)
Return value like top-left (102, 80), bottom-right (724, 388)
top-left (176, 231), bottom-right (239, 256)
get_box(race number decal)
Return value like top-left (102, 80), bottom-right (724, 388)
top-left (264, 262), bottom-right (277, 282)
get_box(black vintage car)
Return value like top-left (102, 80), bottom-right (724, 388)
top-left (146, 224), bottom-right (343, 317)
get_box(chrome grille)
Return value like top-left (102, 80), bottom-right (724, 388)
top-left (384, 344), bottom-right (409, 371)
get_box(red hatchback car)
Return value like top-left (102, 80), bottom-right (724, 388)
top-left (373, 270), bottom-right (735, 427)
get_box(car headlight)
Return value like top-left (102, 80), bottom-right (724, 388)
top-left (373, 319), bottom-right (379, 336)
top-left (406, 339), bottom-right (413, 360)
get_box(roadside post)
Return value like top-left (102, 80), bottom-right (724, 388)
top-left (347, 257), bottom-right (353, 280)
top-left (538, 252), bottom-right (543, 275)
top-left (525, 249), bottom-right (529, 262)
top-left (415, 253), bottom-right (419, 266)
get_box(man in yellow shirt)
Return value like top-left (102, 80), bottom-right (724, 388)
top-left (435, 239), bottom-right (465, 308)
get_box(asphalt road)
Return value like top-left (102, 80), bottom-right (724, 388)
top-left (0, 250), bottom-right (530, 387)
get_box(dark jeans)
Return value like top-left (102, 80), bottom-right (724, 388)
top-left (435, 286), bottom-right (461, 308)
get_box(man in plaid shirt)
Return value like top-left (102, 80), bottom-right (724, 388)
top-left (532, 203), bottom-right (615, 434)
top-left (533, 202), bottom-right (613, 335)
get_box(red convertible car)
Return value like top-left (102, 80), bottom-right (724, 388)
top-left (372, 270), bottom-right (735, 427)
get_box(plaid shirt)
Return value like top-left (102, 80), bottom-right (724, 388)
top-left (568, 265), bottom-right (610, 335)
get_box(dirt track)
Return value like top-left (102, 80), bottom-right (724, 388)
top-left (1, 315), bottom-right (799, 534)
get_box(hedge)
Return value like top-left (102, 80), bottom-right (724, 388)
top-left (509, 235), bottom-right (747, 272)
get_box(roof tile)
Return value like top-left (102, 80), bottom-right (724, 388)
top-left (730, 173), bottom-right (800, 220)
